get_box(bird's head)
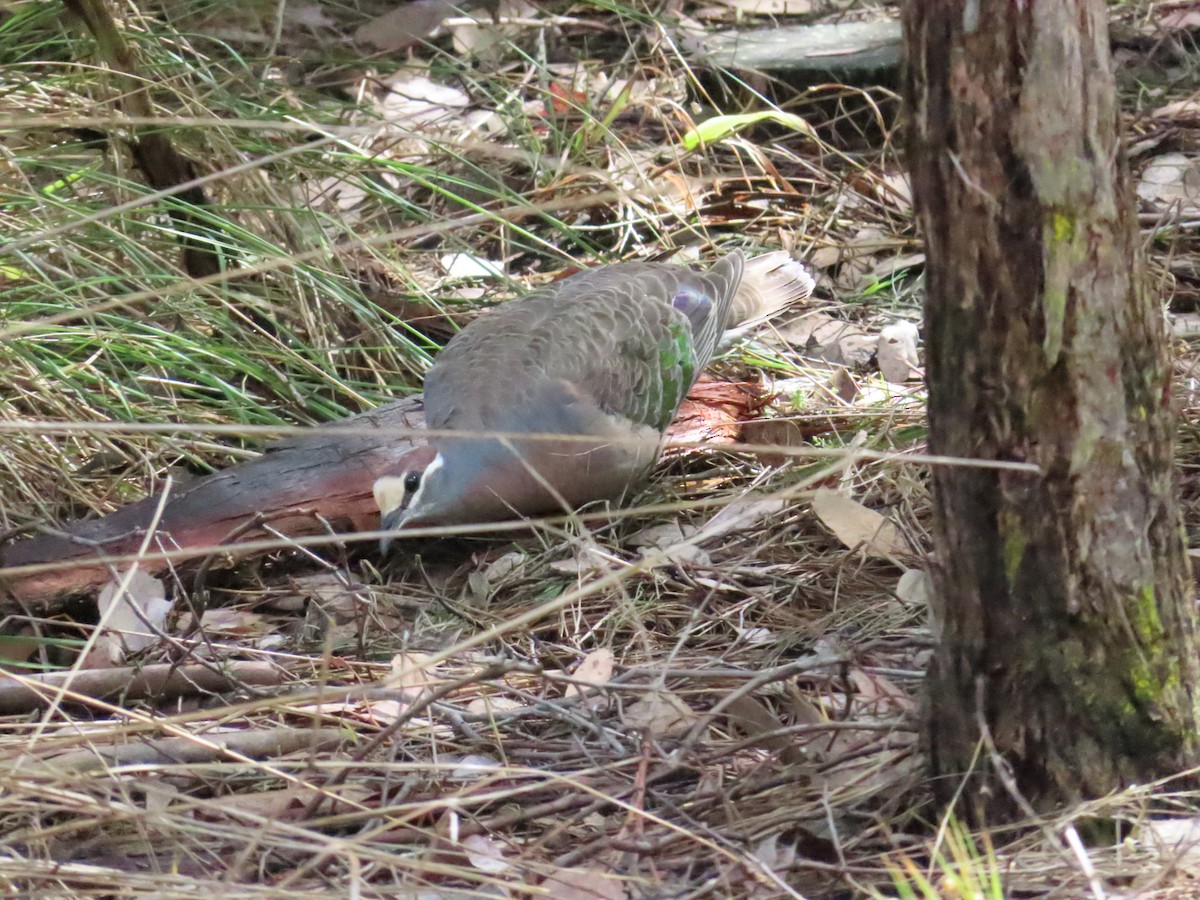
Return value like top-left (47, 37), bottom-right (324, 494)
top-left (373, 444), bottom-right (451, 553)
top-left (374, 435), bottom-right (579, 554)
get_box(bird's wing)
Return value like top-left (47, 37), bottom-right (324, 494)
top-left (423, 255), bottom-right (744, 436)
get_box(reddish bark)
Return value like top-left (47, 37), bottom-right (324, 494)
top-left (0, 379), bottom-right (768, 612)
top-left (0, 399), bottom-right (425, 611)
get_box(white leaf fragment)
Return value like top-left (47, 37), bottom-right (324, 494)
top-left (97, 569), bottom-right (173, 661)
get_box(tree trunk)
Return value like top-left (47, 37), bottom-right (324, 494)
top-left (903, 0), bottom-right (1200, 818)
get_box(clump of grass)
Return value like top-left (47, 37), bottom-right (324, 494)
top-left (882, 815), bottom-right (1005, 900)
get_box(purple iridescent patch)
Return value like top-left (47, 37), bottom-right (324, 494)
top-left (671, 288), bottom-right (711, 328)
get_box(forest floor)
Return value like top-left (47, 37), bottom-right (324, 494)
top-left (1, 0), bottom-right (1199, 897)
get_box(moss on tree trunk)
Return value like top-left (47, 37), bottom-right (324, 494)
top-left (903, 0), bottom-right (1200, 818)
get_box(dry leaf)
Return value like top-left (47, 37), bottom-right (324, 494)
top-left (811, 489), bottom-right (911, 558)
top-left (831, 226), bottom-right (893, 292)
top-left (467, 694), bottom-right (523, 717)
top-left (895, 569), bottom-right (934, 607)
top-left (807, 246), bottom-right (841, 269)
top-left (786, 688), bottom-right (826, 727)
top-left (377, 71), bottom-right (471, 128)
top-left (297, 175), bottom-right (370, 220)
top-left (97, 569), bottom-right (172, 663)
top-left (205, 785), bottom-right (371, 822)
top-left (354, 0), bottom-right (456, 52)
top-left (141, 781), bottom-right (178, 816)
top-left (539, 868), bottom-right (627, 900)
top-left (195, 607), bottom-right (270, 636)
top-left (816, 746), bottom-right (920, 797)
top-left (1172, 313), bottom-right (1200, 337)
top-left (549, 541), bottom-right (615, 575)
top-left (698, 496), bottom-right (788, 541)
top-left (462, 833), bottom-right (510, 873)
top-left (261, 590), bottom-right (307, 613)
top-left (848, 668), bottom-right (916, 715)
top-left (741, 417), bottom-right (811, 467)
top-left (390, 651), bottom-right (439, 697)
top-left (284, 3), bottom-right (335, 29)
top-left (450, 0), bottom-right (539, 65)
top-left (621, 690), bottom-right (698, 738)
top-left (0, 633), bottom-right (41, 668)
top-left (465, 570), bottom-right (490, 605)
top-left (1137, 153), bottom-right (1200, 216)
top-left (831, 366), bottom-right (859, 403)
top-left (796, 636), bottom-right (846, 670)
top-left (1152, 98), bottom-right (1200, 121)
top-left (752, 831), bottom-right (798, 877)
top-left (723, 695), bottom-right (803, 763)
top-left (292, 572), bottom-right (369, 621)
top-left (876, 320), bottom-right (922, 383)
top-left (1159, 8), bottom-right (1200, 29)
top-left (441, 252), bottom-right (503, 279)
top-left (724, 694), bottom-right (782, 739)
top-left (871, 169), bottom-right (913, 212)
top-left (295, 697), bottom-right (408, 727)
top-left (564, 648), bottom-right (614, 699)
top-left (483, 550), bottom-right (526, 583)
top-left (778, 312), bottom-right (877, 368)
top-left (627, 521), bottom-right (710, 566)
top-left (448, 753), bottom-right (502, 781)
top-left (1135, 817), bottom-right (1200, 868)
top-left (734, 625), bottom-right (775, 646)
top-left (708, 0), bottom-right (815, 13)
top-left (863, 252), bottom-right (925, 287)
top-left (626, 521), bottom-right (690, 548)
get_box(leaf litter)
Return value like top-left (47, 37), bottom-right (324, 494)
top-left (2, 0), bottom-right (1196, 897)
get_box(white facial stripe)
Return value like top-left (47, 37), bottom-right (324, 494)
top-left (403, 453), bottom-right (443, 518)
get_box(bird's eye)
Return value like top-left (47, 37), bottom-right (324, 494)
top-left (403, 471), bottom-right (422, 494)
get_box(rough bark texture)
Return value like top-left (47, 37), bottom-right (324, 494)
top-left (904, 0), bottom-right (1200, 817)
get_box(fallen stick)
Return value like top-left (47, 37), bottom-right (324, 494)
top-left (0, 661), bottom-right (287, 715)
top-left (36, 726), bottom-right (349, 773)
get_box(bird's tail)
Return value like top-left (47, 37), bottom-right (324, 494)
top-left (729, 251), bottom-right (815, 330)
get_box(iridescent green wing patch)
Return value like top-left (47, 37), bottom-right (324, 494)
top-left (655, 318), bottom-right (697, 430)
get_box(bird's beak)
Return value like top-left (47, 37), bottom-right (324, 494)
top-left (379, 507), bottom-right (407, 556)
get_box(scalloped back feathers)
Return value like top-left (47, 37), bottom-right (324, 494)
top-left (374, 251), bottom-right (814, 536)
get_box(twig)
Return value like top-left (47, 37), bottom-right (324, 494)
top-left (0, 661), bottom-right (285, 715)
top-left (41, 726), bottom-right (347, 773)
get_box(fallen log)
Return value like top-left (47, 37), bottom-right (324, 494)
top-left (0, 376), bottom-right (768, 614)
top-left (0, 398), bottom-right (426, 612)
top-left (693, 20), bottom-right (903, 83)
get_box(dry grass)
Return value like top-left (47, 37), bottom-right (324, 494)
top-left (2, 0), bottom-right (1200, 897)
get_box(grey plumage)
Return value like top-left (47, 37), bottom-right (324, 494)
top-left (424, 253), bottom-right (744, 437)
top-left (374, 250), bottom-right (814, 541)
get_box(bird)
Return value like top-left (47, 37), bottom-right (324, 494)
top-left (374, 250), bottom-right (814, 551)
